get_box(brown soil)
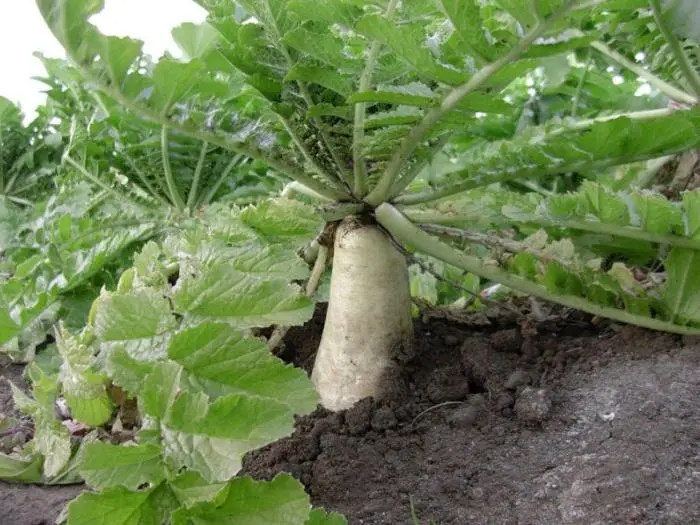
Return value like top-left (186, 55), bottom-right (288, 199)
top-left (1, 303), bottom-right (699, 525)
top-left (243, 304), bottom-right (700, 525)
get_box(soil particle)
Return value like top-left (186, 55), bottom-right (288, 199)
top-left (504, 368), bottom-right (531, 390)
top-left (243, 304), bottom-right (700, 525)
top-left (425, 367), bottom-right (469, 403)
top-left (514, 387), bottom-right (553, 423)
top-left (447, 405), bottom-right (480, 428)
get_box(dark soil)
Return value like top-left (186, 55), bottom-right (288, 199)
top-left (1, 302), bottom-right (699, 525)
top-left (243, 304), bottom-right (700, 525)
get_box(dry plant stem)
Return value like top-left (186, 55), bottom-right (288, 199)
top-left (365, 0), bottom-right (580, 206)
top-left (590, 40), bottom-right (698, 105)
top-left (420, 224), bottom-right (579, 270)
top-left (375, 203), bottom-right (700, 336)
top-left (411, 402), bottom-right (464, 426)
top-left (267, 245), bottom-right (329, 351)
top-left (649, 0), bottom-right (700, 100)
top-left (312, 218), bottom-right (413, 410)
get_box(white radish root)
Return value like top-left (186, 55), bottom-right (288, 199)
top-left (311, 218), bottom-right (413, 411)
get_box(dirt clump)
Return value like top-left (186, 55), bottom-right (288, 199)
top-left (243, 305), bottom-right (700, 525)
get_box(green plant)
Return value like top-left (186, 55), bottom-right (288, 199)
top-left (3, 0), bottom-right (700, 522)
top-left (0, 97), bottom-right (62, 207)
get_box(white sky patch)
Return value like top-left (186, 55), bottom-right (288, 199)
top-left (612, 75), bottom-right (625, 85)
top-left (0, 0), bottom-right (206, 121)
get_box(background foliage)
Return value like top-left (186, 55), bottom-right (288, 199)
top-left (1, 0), bottom-right (700, 523)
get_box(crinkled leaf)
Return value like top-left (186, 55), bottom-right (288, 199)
top-left (79, 442), bottom-right (166, 491)
top-left (171, 474), bottom-right (311, 525)
top-left (66, 484), bottom-right (176, 525)
top-left (436, 0), bottom-right (497, 63)
top-left (355, 15), bottom-right (467, 85)
top-left (141, 361), bottom-right (183, 421)
top-left (57, 327), bottom-right (113, 426)
top-left (172, 22), bottom-right (220, 59)
top-left (93, 289), bottom-right (176, 362)
top-left (161, 391), bottom-right (294, 482)
top-left (239, 199), bottom-right (322, 245)
top-left (0, 453), bottom-right (43, 483)
top-left (412, 110), bottom-right (700, 196)
top-left (662, 191), bottom-right (700, 324)
top-left (169, 471), bottom-right (228, 508)
top-left (172, 263), bottom-right (313, 329)
top-left (168, 323), bottom-right (318, 412)
top-left (35, 417), bottom-right (72, 477)
top-left (105, 347), bottom-right (155, 395)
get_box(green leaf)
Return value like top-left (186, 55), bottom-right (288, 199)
top-left (169, 471), bottom-right (227, 508)
top-left (0, 309), bottom-right (20, 345)
top-left (57, 326), bottom-right (114, 426)
top-left (282, 28), bottom-right (357, 70)
top-left (35, 416), bottom-right (72, 478)
top-left (348, 90), bottom-right (436, 107)
top-left (355, 15), bottom-right (467, 85)
top-left (662, 191), bottom-right (700, 324)
top-left (496, 0), bottom-right (564, 27)
top-left (435, 0), bottom-right (497, 62)
top-left (93, 36), bottom-right (143, 87)
top-left (66, 484), bottom-right (176, 525)
top-left (287, 0), bottom-right (360, 27)
top-left (79, 442), bottom-right (166, 491)
top-left (305, 508), bottom-right (349, 525)
top-left (161, 391), bottom-right (295, 482)
top-left (172, 23), bottom-right (220, 59)
top-left (93, 289), bottom-right (177, 362)
top-left (172, 263), bottom-right (313, 329)
top-left (228, 244), bottom-right (309, 280)
top-left (0, 453), bottom-right (43, 483)
top-left (285, 65), bottom-right (354, 97)
top-left (171, 474), bottom-right (311, 525)
top-left (168, 323), bottom-right (318, 412)
top-left (105, 347), bottom-right (155, 395)
top-left (239, 199), bottom-right (322, 245)
top-left (141, 361), bottom-right (183, 420)
top-left (404, 110), bottom-right (700, 200)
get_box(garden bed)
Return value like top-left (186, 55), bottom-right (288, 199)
top-left (2, 303), bottom-right (700, 525)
